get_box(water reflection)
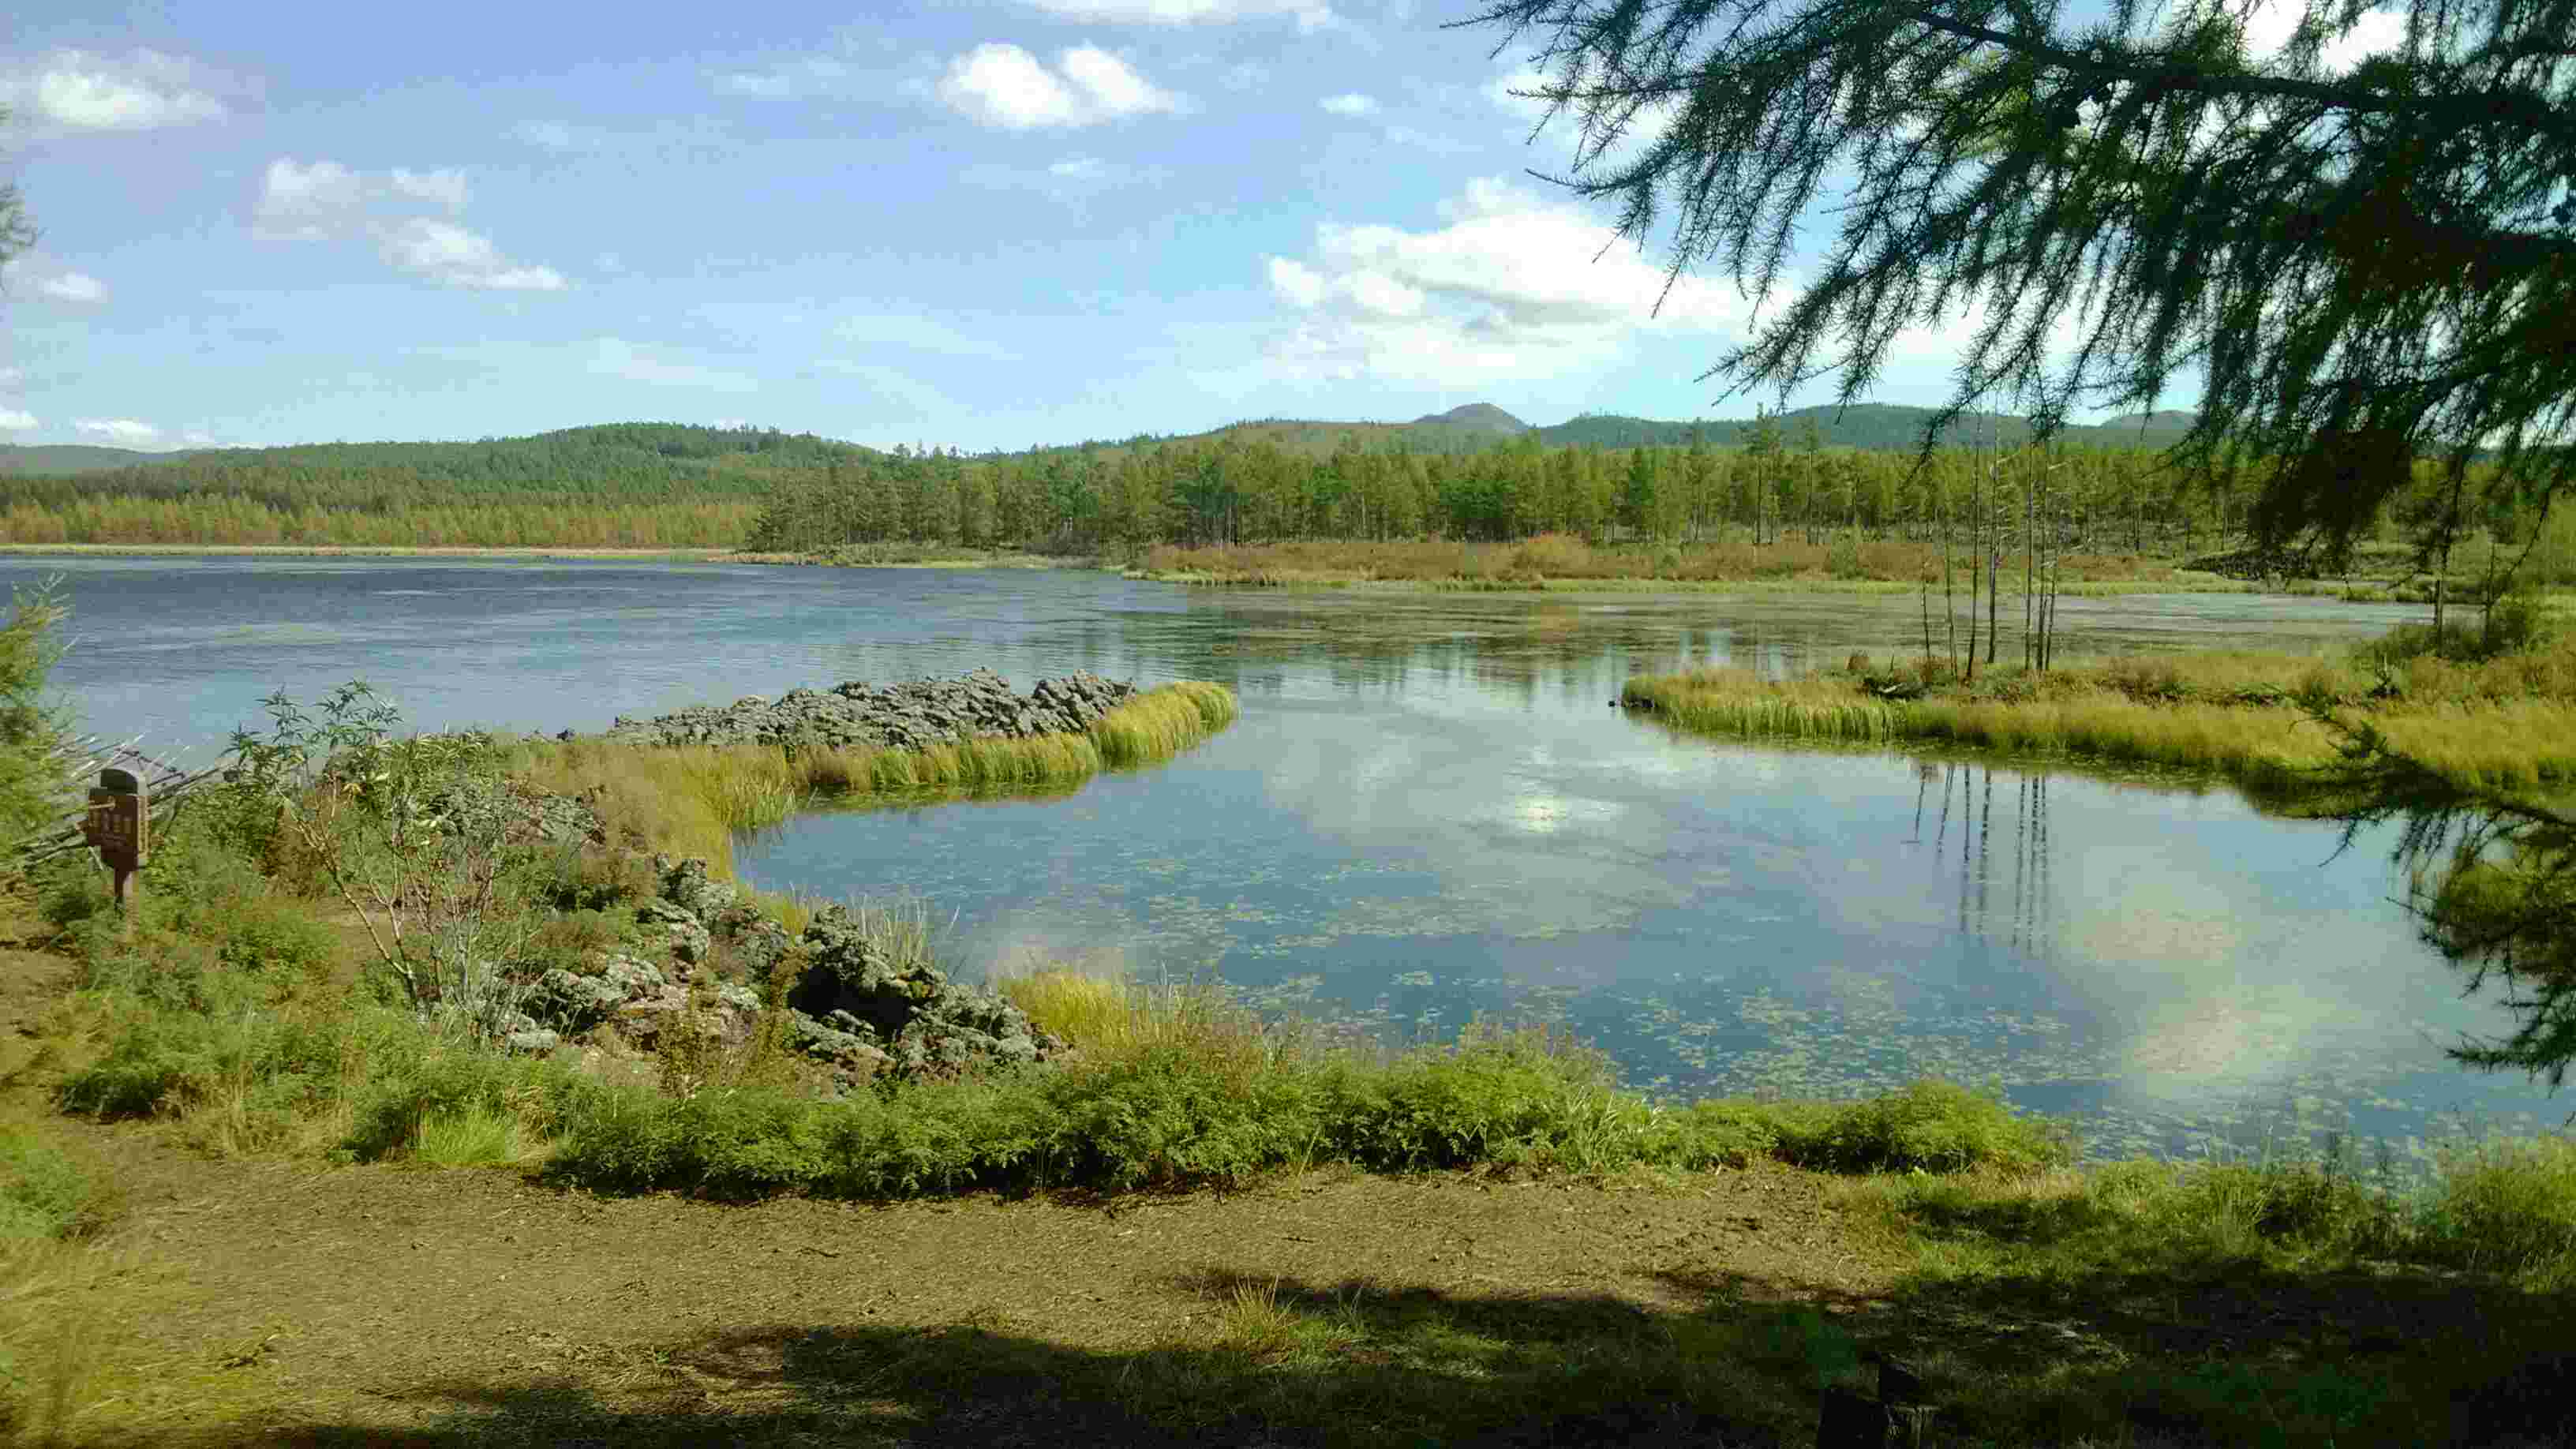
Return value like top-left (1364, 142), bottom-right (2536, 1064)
top-left (13, 556), bottom-right (2561, 1180)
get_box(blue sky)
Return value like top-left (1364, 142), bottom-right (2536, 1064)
top-left (1, 0), bottom-right (2414, 453)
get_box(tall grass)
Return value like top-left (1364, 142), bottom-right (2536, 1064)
top-left (500, 681), bottom-right (1238, 874)
top-left (1623, 632), bottom-right (2576, 794)
top-left (1139, 534), bottom-right (2218, 588)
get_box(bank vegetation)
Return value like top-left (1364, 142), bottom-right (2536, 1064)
top-left (0, 587), bottom-right (2571, 1444)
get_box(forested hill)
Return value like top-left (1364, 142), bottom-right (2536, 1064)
top-left (0, 423), bottom-right (874, 512)
top-left (1533, 403), bottom-right (2203, 452)
top-left (0, 444), bottom-right (215, 477)
top-left (1017, 402), bottom-right (2205, 464)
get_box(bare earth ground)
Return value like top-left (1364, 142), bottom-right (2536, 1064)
top-left (5, 938), bottom-right (2568, 1448)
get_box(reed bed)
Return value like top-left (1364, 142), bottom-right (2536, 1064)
top-left (1623, 635), bottom-right (2576, 795)
top-left (1138, 534), bottom-right (2218, 589)
top-left (500, 681), bottom-right (1238, 875)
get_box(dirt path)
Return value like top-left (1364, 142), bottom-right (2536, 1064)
top-left (51, 1135), bottom-right (1898, 1447)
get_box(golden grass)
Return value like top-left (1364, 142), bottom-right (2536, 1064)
top-left (500, 682), bottom-right (1237, 877)
top-left (1135, 534), bottom-right (2225, 590)
top-left (1624, 637), bottom-right (2576, 795)
top-left (990, 963), bottom-right (1306, 1084)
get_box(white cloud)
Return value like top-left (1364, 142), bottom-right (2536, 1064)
top-left (376, 219), bottom-right (566, 291)
top-left (181, 430), bottom-right (219, 447)
top-left (2235, 1), bottom-right (2412, 71)
top-left (1484, 66), bottom-right (1554, 122)
top-left (0, 368), bottom-right (21, 390)
top-left (1018, 0), bottom-right (1338, 30)
top-left (35, 271), bottom-right (105, 303)
top-left (1267, 256), bottom-right (1328, 307)
top-left (0, 49), bottom-right (239, 135)
top-left (253, 157), bottom-right (566, 291)
top-left (715, 70), bottom-right (796, 98)
top-left (512, 120), bottom-right (582, 151)
top-left (389, 167), bottom-right (470, 208)
top-left (1319, 92), bottom-right (1376, 116)
top-left (937, 43), bottom-right (1185, 129)
top-left (710, 417), bottom-right (751, 430)
top-left (1255, 177), bottom-right (1755, 384)
top-left (73, 418), bottom-right (160, 445)
top-left (962, 153), bottom-right (1170, 197)
top-left (0, 257), bottom-right (107, 305)
top-left (0, 410), bottom-right (34, 432)
top-left (588, 338), bottom-right (759, 391)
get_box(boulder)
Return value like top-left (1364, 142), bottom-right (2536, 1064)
top-left (636, 899), bottom-right (713, 965)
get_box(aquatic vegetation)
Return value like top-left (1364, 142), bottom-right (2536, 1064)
top-left (502, 680), bottom-right (1238, 873)
top-left (1623, 630), bottom-right (2576, 796)
top-left (1134, 534), bottom-right (2240, 591)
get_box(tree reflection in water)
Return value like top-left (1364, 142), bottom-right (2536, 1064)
top-left (2308, 721), bottom-right (2576, 1105)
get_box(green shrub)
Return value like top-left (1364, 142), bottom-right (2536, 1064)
top-left (214, 897), bottom-right (339, 983)
top-left (0, 1129), bottom-right (105, 1241)
top-left (340, 1039), bottom-right (585, 1163)
top-left (31, 856), bottom-right (108, 934)
top-left (1765, 1080), bottom-right (2075, 1176)
top-left (536, 844), bottom-right (661, 913)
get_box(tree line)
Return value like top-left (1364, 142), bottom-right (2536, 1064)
top-left (747, 417), bottom-right (2543, 564)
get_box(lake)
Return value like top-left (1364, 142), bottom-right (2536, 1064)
top-left (11, 555), bottom-right (2564, 1184)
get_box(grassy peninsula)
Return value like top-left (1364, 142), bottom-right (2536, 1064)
top-left (1619, 608), bottom-right (2576, 798)
top-left (0, 586), bottom-right (2570, 1447)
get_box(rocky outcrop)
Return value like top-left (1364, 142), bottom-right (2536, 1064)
top-left (578, 668), bottom-right (1137, 754)
top-left (500, 851), bottom-right (1065, 1091)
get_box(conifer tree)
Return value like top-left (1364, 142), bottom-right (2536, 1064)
top-left (1458, 0), bottom-right (2576, 556)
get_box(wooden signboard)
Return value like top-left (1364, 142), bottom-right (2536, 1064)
top-left (79, 767), bottom-right (147, 928)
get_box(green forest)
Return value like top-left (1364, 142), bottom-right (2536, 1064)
top-left (0, 410), bottom-right (2551, 560)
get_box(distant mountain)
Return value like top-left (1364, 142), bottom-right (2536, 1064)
top-left (1535, 402), bottom-right (2204, 453)
top-left (0, 444), bottom-right (204, 476)
top-left (0, 422), bottom-right (877, 510)
top-left (2097, 410), bottom-right (2201, 433)
top-left (1410, 402), bottom-right (1530, 436)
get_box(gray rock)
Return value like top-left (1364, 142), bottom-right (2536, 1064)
top-left (573, 668), bottom-right (1140, 754)
top-left (520, 968), bottom-right (627, 1032)
top-left (636, 899), bottom-right (713, 965)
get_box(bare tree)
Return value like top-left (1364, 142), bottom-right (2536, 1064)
top-left (1455, 0), bottom-right (2576, 557)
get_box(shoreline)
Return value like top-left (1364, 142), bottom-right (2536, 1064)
top-left (0, 543), bottom-right (747, 560)
top-left (1124, 567), bottom-right (2278, 595)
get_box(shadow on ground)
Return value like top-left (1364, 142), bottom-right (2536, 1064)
top-left (80, 1249), bottom-right (2576, 1449)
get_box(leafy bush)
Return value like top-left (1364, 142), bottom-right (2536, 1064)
top-left (0, 1129), bottom-right (110, 1241)
top-left (213, 897), bottom-right (339, 983)
top-left (224, 683), bottom-right (548, 1035)
top-left (0, 578), bottom-right (77, 872)
top-left (545, 1021), bottom-right (2076, 1202)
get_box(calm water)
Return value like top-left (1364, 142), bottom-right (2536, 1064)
top-left (13, 556), bottom-right (2563, 1181)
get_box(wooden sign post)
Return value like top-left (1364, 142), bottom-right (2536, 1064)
top-left (79, 766), bottom-right (148, 936)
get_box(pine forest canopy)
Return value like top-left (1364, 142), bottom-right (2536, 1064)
top-left (1452, 0), bottom-right (2576, 559)
top-left (0, 402), bottom-right (2543, 553)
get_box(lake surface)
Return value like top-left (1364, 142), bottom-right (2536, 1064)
top-left (13, 556), bottom-right (2565, 1185)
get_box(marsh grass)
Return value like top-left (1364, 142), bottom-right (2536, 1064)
top-left (1136, 535), bottom-right (2222, 590)
top-left (499, 682), bottom-right (1237, 874)
top-left (1625, 631), bottom-right (2576, 793)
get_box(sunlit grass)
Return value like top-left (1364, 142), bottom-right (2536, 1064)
top-left (500, 681), bottom-right (1237, 874)
top-left (1624, 633), bottom-right (2576, 795)
top-left (1134, 534), bottom-right (2241, 590)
